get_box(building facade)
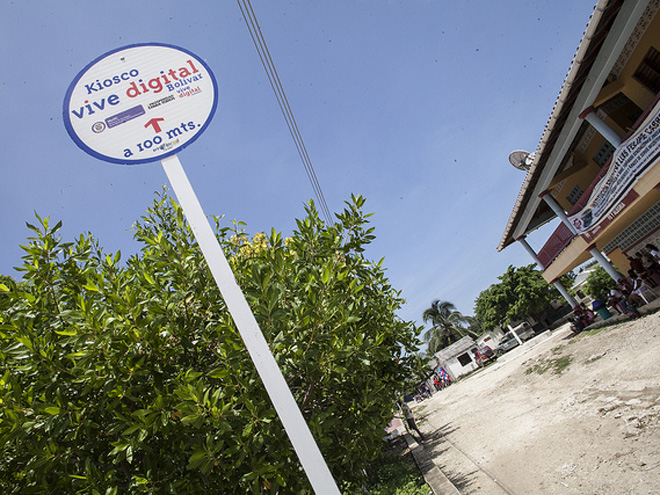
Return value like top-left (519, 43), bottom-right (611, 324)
top-left (500, 0), bottom-right (660, 287)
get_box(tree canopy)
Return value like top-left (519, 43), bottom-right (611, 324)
top-left (583, 265), bottom-right (618, 302)
top-left (473, 264), bottom-right (557, 331)
top-left (0, 193), bottom-right (420, 494)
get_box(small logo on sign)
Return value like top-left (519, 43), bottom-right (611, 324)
top-left (105, 105), bottom-right (146, 129)
top-left (92, 122), bottom-right (106, 133)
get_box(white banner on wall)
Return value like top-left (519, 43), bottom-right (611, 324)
top-left (569, 100), bottom-right (660, 234)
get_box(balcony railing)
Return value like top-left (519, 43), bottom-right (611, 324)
top-left (537, 223), bottom-right (576, 268)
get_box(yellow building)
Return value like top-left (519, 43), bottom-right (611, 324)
top-left (499, 0), bottom-right (660, 297)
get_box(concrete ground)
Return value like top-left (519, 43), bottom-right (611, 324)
top-left (404, 295), bottom-right (660, 494)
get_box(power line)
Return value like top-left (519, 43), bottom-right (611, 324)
top-left (237, 0), bottom-right (334, 224)
top-left (238, 0), bottom-right (333, 224)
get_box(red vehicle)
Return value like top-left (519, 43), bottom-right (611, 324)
top-left (477, 345), bottom-right (496, 364)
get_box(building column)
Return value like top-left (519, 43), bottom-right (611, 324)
top-left (586, 244), bottom-right (623, 282)
top-left (539, 191), bottom-right (621, 282)
top-left (579, 107), bottom-right (623, 147)
top-left (517, 236), bottom-right (578, 307)
top-left (552, 279), bottom-right (579, 308)
top-left (539, 191), bottom-right (579, 235)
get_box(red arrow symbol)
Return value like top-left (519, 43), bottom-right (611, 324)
top-left (144, 117), bottom-right (165, 133)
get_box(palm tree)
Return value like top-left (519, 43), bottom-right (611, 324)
top-left (422, 300), bottom-right (476, 354)
top-left (463, 315), bottom-right (485, 335)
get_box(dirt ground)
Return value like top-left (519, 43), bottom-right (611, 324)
top-left (413, 310), bottom-right (660, 495)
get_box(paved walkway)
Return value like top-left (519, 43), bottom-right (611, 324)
top-left (403, 432), bottom-right (460, 495)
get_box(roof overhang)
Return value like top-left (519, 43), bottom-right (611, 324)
top-left (498, 0), bottom-right (652, 251)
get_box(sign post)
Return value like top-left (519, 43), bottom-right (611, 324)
top-left (64, 43), bottom-right (340, 494)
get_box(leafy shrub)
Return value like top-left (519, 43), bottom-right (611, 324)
top-left (344, 438), bottom-right (431, 495)
top-left (0, 193), bottom-right (420, 494)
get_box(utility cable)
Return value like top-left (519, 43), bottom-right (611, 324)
top-left (237, 0), bottom-right (334, 224)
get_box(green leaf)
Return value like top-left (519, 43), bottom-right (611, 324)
top-left (0, 370), bottom-right (9, 388)
top-left (181, 414), bottom-right (202, 425)
top-left (208, 367), bottom-right (229, 379)
top-left (109, 443), bottom-right (129, 456)
top-left (55, 328), bottom-right (78, 336)
top-left (16, 336), bottom-right (34, 352)
top-left (123, 425), bottom-right (140, 435)
top-left (187, 451), bottom-right (208, 470)
top-left (321, 265), bottom-right (331, 284)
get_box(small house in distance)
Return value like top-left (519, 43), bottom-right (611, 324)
top-left (429, 336), bottom-right (479, 381)
top-left (572, 266), bottom-right (598, 306)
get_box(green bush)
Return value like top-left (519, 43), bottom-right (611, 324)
top-left (344, 438), bottom-right (431, 495)
top-left (0, 193), bottom-right (420, 494)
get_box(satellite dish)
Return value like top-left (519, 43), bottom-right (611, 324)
top-left (508, 150), bottom-right (535, 171)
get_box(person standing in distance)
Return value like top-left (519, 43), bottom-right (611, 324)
top-left (399, 401), bottom-right (425, 442)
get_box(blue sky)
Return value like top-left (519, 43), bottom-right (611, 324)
top-left (1, 1), bottom-right (596, 330)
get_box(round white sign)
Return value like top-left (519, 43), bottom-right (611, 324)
top-left (64, 43), bottom-right (217, 164)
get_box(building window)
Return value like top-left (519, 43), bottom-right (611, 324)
top-left (634, 46), bottom-right (660, 94)
top-left (603, 201), bottom-right (660, 253)
top-left (593, 140), bottom-right (616, 168)
top-left (457, 353), bottom-right (472, 367)
top-left (566, 185), bottom-right (584, 205)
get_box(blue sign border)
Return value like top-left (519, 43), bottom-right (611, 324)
top-left (63, 42), bottom-right (218, 165)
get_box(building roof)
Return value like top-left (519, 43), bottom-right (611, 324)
top-left (497, 0), bottom-right (652, 251)
top-left (431, 336), bottom-right (476, 363)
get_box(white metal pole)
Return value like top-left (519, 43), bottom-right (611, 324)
top-left (506, 325), bottom-right (525, 346)
top-left (161, 154), bottom-right (340, 495)
top-left (539, 192), bottom-right (620, 282)
top-left (580, 107), bottom-right (623, 147)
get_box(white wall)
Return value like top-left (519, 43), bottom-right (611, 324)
top-left (445, 352), bottom-right (479, 381)
top-left (476, 332), bottom-right (498, 349)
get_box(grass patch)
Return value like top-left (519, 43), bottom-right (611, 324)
top-left (552, 355), bottom-right (572, 374)
top-left (343, 437), bottom-right (432, 495)
top-left (581, 325), bottom-right (609, 336)
top-left (586, 353), bottom-right (605, 364)
top-left (526, 362), bottom-right (549, 375)
top-left (526, 354), bottom-right (573, 375)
